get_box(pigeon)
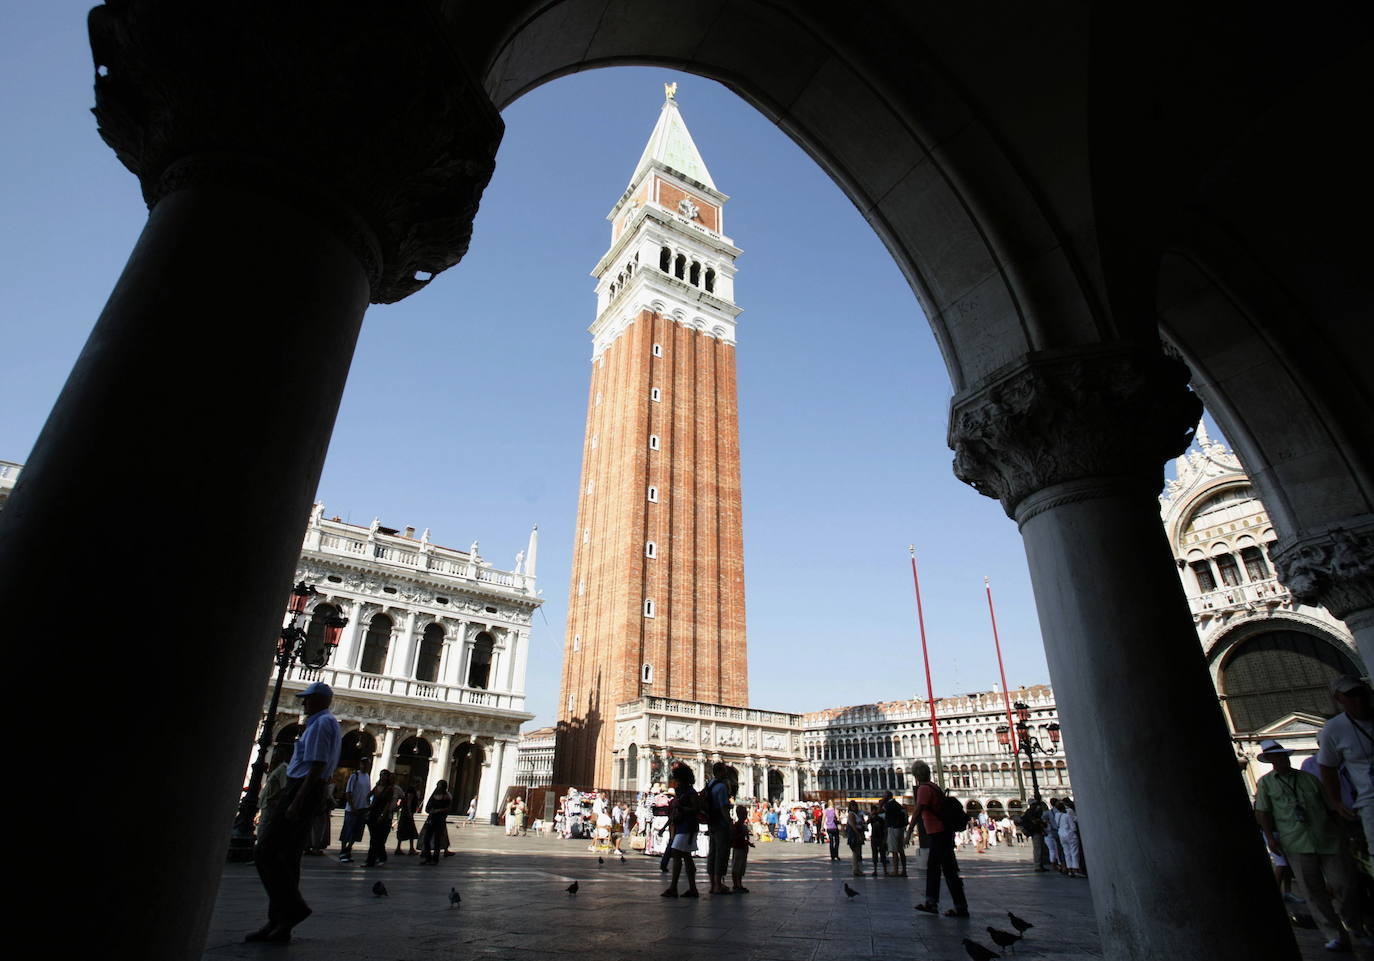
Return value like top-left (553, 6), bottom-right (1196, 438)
top-left (843, 883), bottom-right (860, 898)
top-left (566, 881), bottom-right (579, 895)
top-left (988, 927), bottom-right (1021, 952)
top-left (372, 881), bottom-right (388, 897)
top-left (962, 939), bottom-right (1001, 961)
top-left (598, 856), bottom-right (604, 865)
top-left (619, 853), bottom-right (626, 863)
top-left (449, 887), bottom-right (461, 907)
top-left (1007, 912), bottom-right (1034, 935)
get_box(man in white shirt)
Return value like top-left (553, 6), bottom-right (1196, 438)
top-left (248, 681), bottom-right (341, 944)
top-left (1317, 675), bottom-right (1374, 854)
top-left (338, 758), bottom-right (372, 863)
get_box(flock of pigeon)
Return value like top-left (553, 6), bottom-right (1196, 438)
top-left (371, 851), bottom-right (1034, 961)
top-left (842, 882), bottom-right (1034, 960)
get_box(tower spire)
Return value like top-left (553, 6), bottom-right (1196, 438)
top-left (628, 86), bottom-right (716, 190)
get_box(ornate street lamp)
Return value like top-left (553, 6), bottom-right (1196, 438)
top-left (227, 581), bottom-right (347, 861)
top-left (1001, 702), bottom-right (1061, 803)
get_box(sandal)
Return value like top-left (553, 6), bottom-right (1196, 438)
top-left (914, 902), bottom-right (938, 913)
top-left (660, 889), bottom-right (678, 898)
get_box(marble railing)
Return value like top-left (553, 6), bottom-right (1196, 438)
top-left (1191, 576), bottom-right (1287, 617)
top-left (619, 696), bottom-right (800, 726)
top-left (314, 531), bottom-right (533, 593)
top-left (282, 662), bottom-right (524, 712)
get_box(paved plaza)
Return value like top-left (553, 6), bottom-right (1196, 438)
top-left (204, 819), bottom-right (1350, 960)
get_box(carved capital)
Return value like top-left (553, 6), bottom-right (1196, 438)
top-left (948, 346), bottom-right (1201, 518)
top-left (1271, 516), bottom-right (1374, 620)
top-left (88, 1), bottom-right (502, 304)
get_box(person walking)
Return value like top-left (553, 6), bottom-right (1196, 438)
top-left (394, 779), bottom-right (420, 856)
top-left (883, 791), bottom-right (909, 877)
top-left (1256, 738), bottom-right (1361, 951)
top-left (363, 769), bottom-right (399, 868)
top-left (1318, 675), bottom-right (1374, 855)
top-left (257, 744), bottom-right (294, 837)
top-left (247, 681), bottom-right (341, 944)
top-left (845, 800), bottom-right (867, 878)
top-left (337, 759), bottom-right (371, 863)
top-left (909, 760), bottom-right (969, 918)
top-left (466, 796), bottom-right (478, 822)
top-left (662, 764), bottom-right (702, 898)
top-left (824, 800), bottom-right (841, 861)
top-left (419, 779), bottom-right (453, 865)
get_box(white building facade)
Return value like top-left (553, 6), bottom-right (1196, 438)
top-left (515, 726), bottom-right (556, 787)
top-left (1161, 423), bottom-right (1364, 791)
top-left (804, 685), bottom-right (1068, 819)
top-left (267, 505), bottom-right (541, 819)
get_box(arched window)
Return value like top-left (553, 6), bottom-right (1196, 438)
top-left (1190, 560), bottom-right (1217, 593)
top-left (303, 603), bottom-right (338, 667)
top-left (467, 632), bottom-right (495, 689)
top-left (659, 246), bottom-right (671, 271)
top-left (689, 261), bottom-right (701, 286)
top-left (1221, 628), bottom-right (1359, 731)
top-left (674, 253), bottom-right (686, 279)
top-left (626, 743), bottom-right (639, 787)
top-left (1241, 546), bottom-right (1270, 581)
top-left (416, 622), bottom-right (444, 682)
top-left (1215, 553), bottom-right (1243, 587)
top-left (359, 614), bottom-right (392, 675)
top-left (704, 268), bottom-right (716, 292)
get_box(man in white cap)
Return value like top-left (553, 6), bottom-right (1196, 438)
top-left (247, 681), bottom-right (341, 944)
top-left (1255, 737), bottom-right (1359, 951)
top-left (1317, 675), bottom-right (1374, 855)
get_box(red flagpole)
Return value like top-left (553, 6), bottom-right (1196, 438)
top-left (909, 546), bottom-right (944, 788)
top-left (985, 576), bottom-right (1018, 752)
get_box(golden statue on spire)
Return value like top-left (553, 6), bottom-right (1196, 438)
top-left (664, 81), bottom-right (678, 101)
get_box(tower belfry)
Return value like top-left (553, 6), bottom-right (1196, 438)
top-left (555, 88), bottom-right (748, 788)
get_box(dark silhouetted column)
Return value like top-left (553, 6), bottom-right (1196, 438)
top-left (0, 4), bottom-right (500, 958)
top-left (950, 345), bottom-right (1299, 961)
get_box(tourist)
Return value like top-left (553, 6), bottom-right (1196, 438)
top-left (505, 797), bottom-right (519, 836)
top-left (363, 769), bottom-right (400, 868)
top-left (394, 778), bottom-right (420, 856)
top-left (845, 800), bottom-right (867, 878)
top-left (247, 681), bottom-right (341, 944)
top-left (824, 800), bottom-right (841, 861)
top-left (257, 744), bottom-right (294, 837)
top-left (1056, 799), bottom-right (1084, 878)
top-left (516, 797), bottom-right (529, 836)
top-left (419, 779), bottom-right (453, 865)
top-left (337, 758), bottom-right (370, 863)
top-left (883, 790), bottom-right (909, 877)
top-left (869, 803), bottom-right (889, 876)
top-left (730, 804), bottom-right (754, 892)
top-left (467, 796), bottom-right (478, 822)
top-left (909, 759), bottom-right (969, 917)
top-left (1043, 796), bottom-right (1062, 872)
top-left (704, 762), bottom-right (734, 894)
top-left (1020, 799), bottom-right (1048, 871)
top-left (1317, 675), bottom-right (1374, 855)
top-left (1256, 738), bottom-right (1360, 951)
top-left (662, 764), bottom-right (701, 898)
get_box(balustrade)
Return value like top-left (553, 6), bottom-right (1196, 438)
top-left (1190, 576), bottom-right (1286, 617)
top-left (279, 662), bottom-right (520, 711)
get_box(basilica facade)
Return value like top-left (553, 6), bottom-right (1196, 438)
top-left (265, 506), bottom-right (542, 819)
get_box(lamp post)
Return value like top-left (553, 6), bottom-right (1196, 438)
top-left (997, 701), bottom-right (1061, 803)
top-left (227, 581), bottom-right (347, 861)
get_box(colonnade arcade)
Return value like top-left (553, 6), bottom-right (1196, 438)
top-left (1, 5), bottom-right (1368, 961)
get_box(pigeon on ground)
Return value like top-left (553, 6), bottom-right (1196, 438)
top-left (1007, 912), bottom-right (1033, 934)
top-left (449, 888), bottom-right (461, 907)
top-left (598, 856), bottom-right (604, 865)
top-left (988, 927), bottom-right (1021, 952)
top-left (619, 853), bottom-right (626, 863)
top-left (843, 883), bottom-right (860, 898)
top-left (372, 881), bottom-right (388, 897)
top-left (962, 939), bottom-right (1000, 961)
top-left (566, 881), bottom-right (579, 895)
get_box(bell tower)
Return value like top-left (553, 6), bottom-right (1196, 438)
top-left (555, 85), bottom-right (748, 788)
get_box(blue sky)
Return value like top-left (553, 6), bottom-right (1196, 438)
top-left (2, 7), bottom-right (1154, 729)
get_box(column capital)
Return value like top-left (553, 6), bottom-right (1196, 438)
top-left (1271, 515), bottom-right (1374, 620)
top-left (88, 1), bottom-right (502, 304)
top-left (948, 345), bottom-right (1201, 520)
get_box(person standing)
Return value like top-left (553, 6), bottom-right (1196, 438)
top-left (394, 778), bottom-right (420, 856)
top-left (909, 760), bottom-right (969, 918)
top-left (730, 804), bottom-right (755, 893)
top-left (704, 762), bottom-right (734, 895)
top-left (337, 759), bottom-right (371, 863)
top-left (257, 744), bottom-right (294, 838)
top-left (247, 681), bottom-right (341, 944)
top-left (845, 800), bottom-right (867, 878)
top-left (824, 800), bottom-right (841, 861)
top-left (1043, 796), bottom-right (1063, 872)
top-left (1256, 738), bottom-right (1361, 952)
top-left (363, 769), bottom-right (399, 868)
top-left (1318, 675), bottom-right (1374, 855)
top-left (419, 779), bottom-right (453, 865)
top-left (662, 764), bottom-right (702, 898)
top-left (1020, 799), bottom-right (1048, 871)
top-left (1056, 799), bottom-right (1084, 877)
top-left (870, 803), bottom-right (889, 876)
top-left (883, 791), bottom-right (909, 877)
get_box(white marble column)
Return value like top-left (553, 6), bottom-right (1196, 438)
top-left (425, 732), bottom-right (453, 803)
top-left (386, 610), bottom-right (417, 677)
top-left (437, 622), bottom-right (455, 688)
top-left (950, 348), bottom-right (1296, 961)
top-left (377, 726), bottom-right (399, 775)
top-left (333, 600), bottom-right (364, 671)
top-left (477, 739), bottom-right (507, 819)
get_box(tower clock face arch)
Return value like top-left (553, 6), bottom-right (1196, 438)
top-left (555, 89), bottom-right (748, 788)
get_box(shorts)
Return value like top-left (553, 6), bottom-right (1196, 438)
top-left (887, 827), bottom-right (905, 851)
top-left (670, 832), bottom-right (696, 855)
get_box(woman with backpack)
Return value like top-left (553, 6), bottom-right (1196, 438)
top-left (908, 760), bottom-right (969, 917)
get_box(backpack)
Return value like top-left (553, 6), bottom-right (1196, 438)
top-left (1018, 810), bottom-right (1043, 835)
top-left (885, 800), bottom-right (909, 829)
top-left (936, 787), bottom-right (970, 832)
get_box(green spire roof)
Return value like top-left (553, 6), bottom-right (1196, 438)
top-left (629, 93), bottom-right (716, 190)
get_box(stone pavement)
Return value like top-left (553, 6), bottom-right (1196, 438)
top-left (204, 821), bottom-right (1353, 960)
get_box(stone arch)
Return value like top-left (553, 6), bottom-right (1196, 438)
top-left (450, 740), bottom-right (485, 813)
top-left (467, 630), bottom-right (495, 689)
top-left (359, 612), bottom-right (392, 675)
top-left (394, 735), bottom-right (433, 790)
top-left (1212, 623), bottom-right (1361, 733)
top-left (416, 621), bottom-right (445, 682)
